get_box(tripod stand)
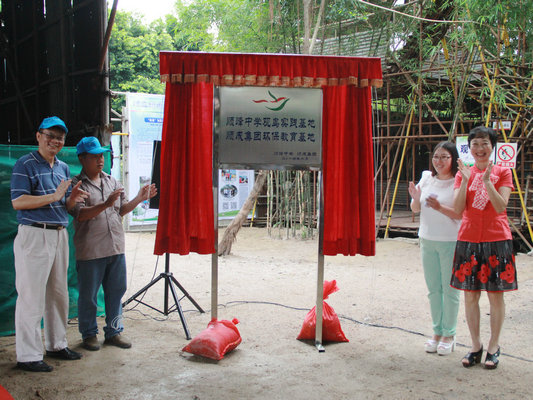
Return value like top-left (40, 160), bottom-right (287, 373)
top-left (122, 253), bottom-right (204, 339)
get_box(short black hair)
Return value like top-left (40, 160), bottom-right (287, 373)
top-left (468, 126), bottom-right (497, 147)
top-left (430, 141), bottom-right (459, 177)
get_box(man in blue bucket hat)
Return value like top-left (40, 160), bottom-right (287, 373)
top-left (70, 137), bottom-right (157, 351)
top-left (11, 116), bottom-right (89, 372)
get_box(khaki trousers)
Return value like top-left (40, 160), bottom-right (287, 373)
top-left (14, 224), bottom-right (69, 362)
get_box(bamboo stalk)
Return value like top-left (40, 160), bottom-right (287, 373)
top-left (385, 94), bottom-right (417, 238)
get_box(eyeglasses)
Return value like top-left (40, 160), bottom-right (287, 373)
top-left (41, 132), bottom-right (65, 143)
top-left (432, 155), bottom-right (451, 161)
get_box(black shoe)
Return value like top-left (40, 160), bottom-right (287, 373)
top-left (17, 360), bottom-right (53, 372)
top-left (46, 347), bottom-right (82, 360)
top-left (462, 346), bottom-right (483, 368)
top-left (484, 347), bottom-right (500, 370)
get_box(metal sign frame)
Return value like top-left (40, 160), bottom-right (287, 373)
top-left (211, 86), bottom-right (327, 352)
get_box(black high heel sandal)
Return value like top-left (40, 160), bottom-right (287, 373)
top-left (462, 346), bottom-right (483, 368)
top-left (484, 347), bottom-right (500, 370)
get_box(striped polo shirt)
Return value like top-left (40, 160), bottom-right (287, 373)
top-left (10, 151), bottom-right (72, 226)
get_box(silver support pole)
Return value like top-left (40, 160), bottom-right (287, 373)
top-left (121, 104), bottom-right (131, 231)
top-left (212, 190), bottom-right (219, 320)
top-left (211, 86), bottom-right (220, 320)
top-left (315, 170), bottom-right (325, 352)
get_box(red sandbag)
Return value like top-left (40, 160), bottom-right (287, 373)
top-left (182, 318), bottom-right (242, 360)
top-left (297, 280), bottom-right (349, 342)
top-left (0, 384), bottom-right (14, 400)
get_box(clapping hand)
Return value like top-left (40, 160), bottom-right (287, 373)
top-left (482, 161), bottom-right (493, 183)
top-left (104, 188), bottom-right (124, 208)
top-left (457, 159), bottom-right (471, 182)
top-left (70, 181), bottom-right (89, 203)
top-left (425, 194), bottom-right (441, 211)
top-left (54, 179), bottom-right (72, 202)
top-left (138, 183), bottom-right (157, 201)
top-left (408, 181), bottom-right (421, 202)
top-left (65, 180), bottom-right (89, 204)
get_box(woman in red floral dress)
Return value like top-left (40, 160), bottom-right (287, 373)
top-left (451, 126), bottom-right (517, 370)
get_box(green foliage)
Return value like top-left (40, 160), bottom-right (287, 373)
top-left (108, 11), bottom-right (176, 111)
top-left (423, 87), bottom-right (455, 115)
top-left (454, 0), bottom-right (533, 64)
top-left (107, 1), bottom-right (311, 113)
top-left (107, 0), bottom-right (533, 120)
top-left (173, 0), bottom-right (301, 53)
top-left (171, 0), bottom-right (218, 51)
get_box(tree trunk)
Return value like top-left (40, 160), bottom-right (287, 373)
top-left (309, 0), bottom-right (327, 55)
top-left (302, 0), bottom-right (312, 54)
top-left (218, 170), bottom-right (268, 256)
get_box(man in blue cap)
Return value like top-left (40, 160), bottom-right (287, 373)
top-left (70, 137), bottom-right (157, 351)
top-left (11, 116), bottom-right (89, 372)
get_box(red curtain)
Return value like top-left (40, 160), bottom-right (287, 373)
top-left (155, 52), bottom-right (380, 257)
top-left (154, 82), bottom-right (215, 255)
top-left (322, 85), bottom-right (375, 256)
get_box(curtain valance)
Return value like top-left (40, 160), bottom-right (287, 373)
top-left (160, 51), bottom-right (383, 89)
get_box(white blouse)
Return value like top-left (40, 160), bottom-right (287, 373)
top-left (416, 170), bottom-right (461, 242)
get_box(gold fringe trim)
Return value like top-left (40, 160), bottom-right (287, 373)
top-left (160, 74), bottom-right (384, 88)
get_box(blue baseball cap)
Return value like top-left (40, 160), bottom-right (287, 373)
top-left (38, 116), bottom-right (68, 133)
top-left (76, 136), bottom-right (111, 155)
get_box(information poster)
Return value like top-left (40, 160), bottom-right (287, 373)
top-left (218, 170), bottom-right (256, 219)
top-left (125, 92), bottom-right (255, 227)
top-left (456, 136), bottom-right (477, 166)
top-left (126, 93), bottom-right (164, 226)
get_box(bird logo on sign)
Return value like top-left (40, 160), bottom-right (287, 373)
top-left (253, 91), bottom-right (290, 111)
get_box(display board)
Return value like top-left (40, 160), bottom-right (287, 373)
top-left (219, 87), bottom-right (322, 169)
top-left (126, 93), bottom-right (164, 226)
top-left (218, 169), bottom-right (255, 219)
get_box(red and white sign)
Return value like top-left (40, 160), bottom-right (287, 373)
top-left (495, 143), bottom-right (517, 168)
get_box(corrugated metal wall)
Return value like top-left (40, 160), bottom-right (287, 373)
top-left (0, 0), bottom-right (108, 145)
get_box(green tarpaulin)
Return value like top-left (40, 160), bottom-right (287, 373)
top-left (0, 144), bottom-right (109, 337)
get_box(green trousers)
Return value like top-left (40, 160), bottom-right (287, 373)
top-left (420, 238), bottom-right (461, 337)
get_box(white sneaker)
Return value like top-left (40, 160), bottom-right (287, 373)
top-left (424, 339), bottom-right (438, 353)
top-left (437, 337), bottom-right (456, 355)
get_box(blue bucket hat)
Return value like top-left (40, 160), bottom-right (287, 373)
top-left (76, 136), bottom-right (111, 155)
top-left (38, 116), bottom-right (68, 134)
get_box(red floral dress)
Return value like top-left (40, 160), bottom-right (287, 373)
top-left (450, 165), bottom-right (517, 292)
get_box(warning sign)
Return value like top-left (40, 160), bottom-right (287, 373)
top-left (494, 143), bottom-right (517, 168)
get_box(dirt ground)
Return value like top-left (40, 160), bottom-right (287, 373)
top-left (1, 227), bottom-right (533, 400)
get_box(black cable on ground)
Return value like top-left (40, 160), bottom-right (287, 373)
top-left (122, 298), bottom-right (533, 363)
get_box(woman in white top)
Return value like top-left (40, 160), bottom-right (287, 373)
top-left (409, 141), bottom-right (463, 355)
